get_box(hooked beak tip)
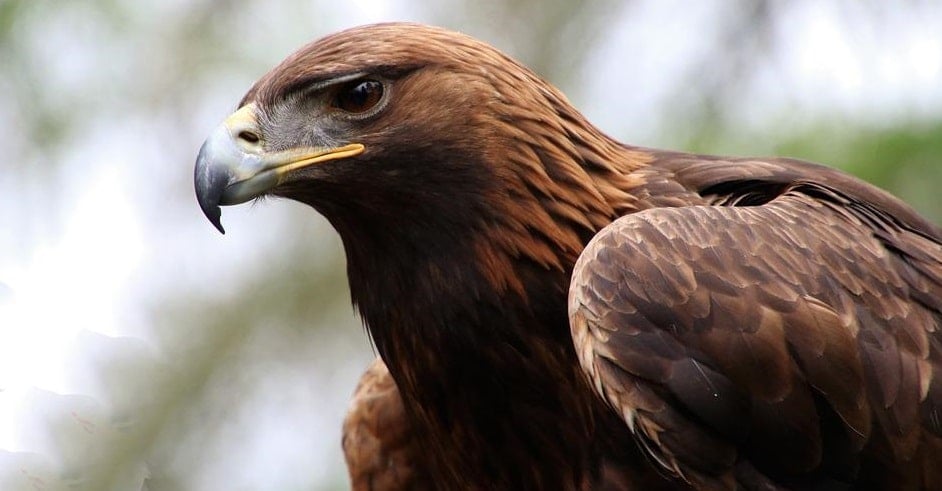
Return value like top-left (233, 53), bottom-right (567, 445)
top-left (194, 140), bottom-right (228, 234)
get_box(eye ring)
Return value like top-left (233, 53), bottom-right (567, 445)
top-left (332, 79), bottom-right (385, 115)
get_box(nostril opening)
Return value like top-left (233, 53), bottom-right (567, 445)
top-left (238, 130), bottom-right (260, 144)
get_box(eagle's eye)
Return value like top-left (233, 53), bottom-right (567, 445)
top-left (333, 79), bottom-right (384, 114)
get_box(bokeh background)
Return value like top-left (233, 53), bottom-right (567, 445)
top-left (1, 0), bottom-right (940, 489)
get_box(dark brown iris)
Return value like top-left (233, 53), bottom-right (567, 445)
top-left (334, 79), bottom-right (383, 114)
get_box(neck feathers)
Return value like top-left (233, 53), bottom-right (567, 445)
top-left (470, 74), bottom-right (651, 300)
top-left (339, 57), bottom-right (654, 488)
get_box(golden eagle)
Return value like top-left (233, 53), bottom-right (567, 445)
top-left (194, 23), bottom-right (942, 490)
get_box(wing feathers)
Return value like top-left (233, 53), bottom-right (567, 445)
top-left (570, 186), bottom-right (942, 488)
top-left (342, 358), bottom-right (428, 491)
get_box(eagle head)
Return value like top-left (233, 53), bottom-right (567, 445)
top-left (194, 22), bottom-right (582, 235)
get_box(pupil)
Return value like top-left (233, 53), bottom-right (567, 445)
top-left (351, 83), bottom-right (369, 105)
top-left (338, 80), bottom-right (381, 113)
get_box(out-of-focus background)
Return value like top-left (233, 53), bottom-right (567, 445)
top-left (0, 0), bottom-right (940, 489)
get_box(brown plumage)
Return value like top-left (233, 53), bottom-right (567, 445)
top-left (194, 23), bottom-right (942, 489)
top-left (342, 358), bottom-right (429, 490)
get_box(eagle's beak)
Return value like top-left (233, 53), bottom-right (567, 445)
top-left (194, 102), bottom-right (365, 233)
